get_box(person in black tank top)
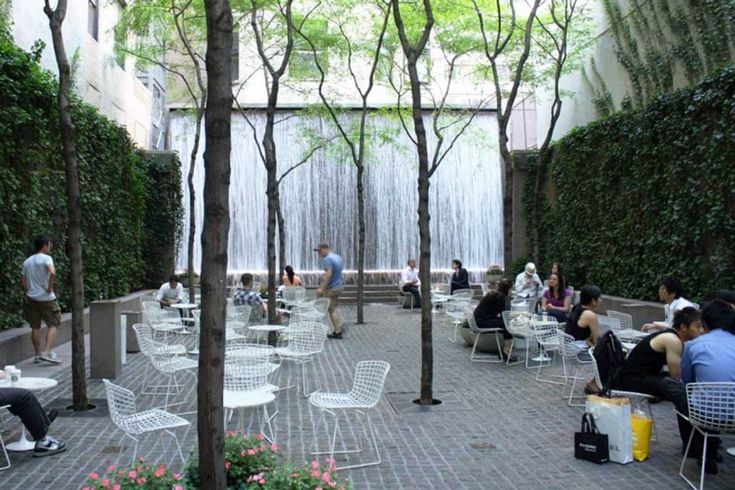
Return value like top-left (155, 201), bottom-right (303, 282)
top-left (614, 307), bottom-right (715, 463)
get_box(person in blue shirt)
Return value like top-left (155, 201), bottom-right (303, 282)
top-left (680, 299), bottom-right (735, 475)
top-left (314, 243), bottom-right (344, 339)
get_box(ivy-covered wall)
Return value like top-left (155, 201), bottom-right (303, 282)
top-left (537, 65), bottom-right (735, 302)
top-left (0, 29), bottom-right (182, 329)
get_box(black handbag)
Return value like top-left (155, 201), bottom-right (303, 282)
top-left (574, 412), bottom-right (609, 464)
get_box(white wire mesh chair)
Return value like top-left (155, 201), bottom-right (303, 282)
top-left (451, 288), bottom-right (475, 301)
top-left (531, 321), bottom-right (563, 383)
top-left (0, 405), bottom-right (10, 470)
top-left (310, 360), bottom-right (391, 470)
top-left (678, 382), bottom-right (735, 490)
top-left (431, 284), bottom-right (451, 315)
top-left (275, 322), bottom-right (329, 396)
top-left (280, 286), bottom-right (307, 308)
top-left (606, 310), bottom-right (648, 342)
top-left (557, 331), bottom-right (593, 406)
top-left (226, 304), bottom-right (252, 333)
top-left (398, 288), bottom-right (418, 309)
top-left (587, 347), bottom-right (658, 440)
top-left (102, 379), bottom-right (189, 465)
top-left (466, 308), bottom-right (504, 363)
top-left (133, 324), bottom-right (197, 408)
top-left (223, 356), bottom-right (277, 443)
top-left (501, 311), bottom-right (530, 366)
top-left (290, 298), bottom-right (330, 323)
top-left (445, 300), bottom-right (469, 342)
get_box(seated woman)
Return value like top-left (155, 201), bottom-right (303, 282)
top-left (281, 265), bottom-right (303, 287)
top-left (541, 272), bottom-right (572, 322)
top-left (470, 280), bottom-right (515, 361)
top-left (450, 259), bottom-right (470, 293)
top-left (565, 285), bottom-right (602, 350)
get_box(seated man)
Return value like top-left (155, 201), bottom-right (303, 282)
top-left (614, 307), bottom-right (704, 464)
top-left (400, 259), bottom-right (421, 308)
top-left (642, 276), bottom-right (697, 332)
top-left (680, 299), bottom-right (735, 474)
top-left (0, 372), bottom-right (65, 457)
top-left (233, 273), bottom-right (266, 317)
top-left (155, 274), bottom-right (184, 307)
top-left (470, 280), bottom-right (514, 361)
top-left (513, 262), bottom-right (541, 301)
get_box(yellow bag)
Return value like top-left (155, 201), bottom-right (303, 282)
top-left (631, 410), bottom-right (653, 461)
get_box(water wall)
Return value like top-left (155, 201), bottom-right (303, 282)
top-left (170, 110), bottom-right (503, 275)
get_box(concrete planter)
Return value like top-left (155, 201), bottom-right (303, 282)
top-left (460, 327), bottom-right (502, 353)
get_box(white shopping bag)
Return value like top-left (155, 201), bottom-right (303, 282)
top-left (585, 395), bottom-right (633, 464)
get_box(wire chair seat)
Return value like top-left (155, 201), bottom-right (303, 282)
top-left (116, 408), bottom-right (189, 436)
top-left (133, 324), bottom-right (187, 356)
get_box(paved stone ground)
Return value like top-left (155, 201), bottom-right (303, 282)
top-left (1, 304), bottom-right (733, 489)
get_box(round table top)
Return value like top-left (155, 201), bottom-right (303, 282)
top-left (170, 303), bottom-right (198, 309)
top-left (1, 377), bottom-right (58, 391)
top-left (248, 324), bottom-right (286, 332)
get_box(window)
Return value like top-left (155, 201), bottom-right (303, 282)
top-left (88, 0), bottom-right (99, 41)
top-left (231, 31), bottom-right (240, 82)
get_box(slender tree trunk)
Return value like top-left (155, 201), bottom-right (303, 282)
top-left (276, 200), bottom-right (286, 281)
top-left (530, 148), bottom-right (549, 264)
top-left (499, 138), bottom-right (513, 278)
top-left (198, 1), bottom-right (232, 488)
top-left (44, 0), bottom-right (87, 411)
top-left (187, 106), bottom-right (205, 300)
top-left (356, 162), bottom-right (366, 324)
top-left (264, 104), bottom-right (279, 323)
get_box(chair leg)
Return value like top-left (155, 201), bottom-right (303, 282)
top-left (165, 429), bottom-right (186, 464)
top-left (470, 333), bottom-right (503, 363)
top-left (646, 401), bottom-right (658, 442)
top-left (0, 436), bottom-right (10, 471)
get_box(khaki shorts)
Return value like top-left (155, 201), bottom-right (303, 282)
top-left (323, 288), bottom-right (342, 313)
top-left (24, 298), bottom-right (62, 328)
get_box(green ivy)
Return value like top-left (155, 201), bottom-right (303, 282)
top-left (536, 65), bottom-right (735, 303)
top-left (0, 31), bottom-right (182, 328)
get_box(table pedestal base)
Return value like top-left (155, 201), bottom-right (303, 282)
top-left (6, 427), bottom-right (35, 452)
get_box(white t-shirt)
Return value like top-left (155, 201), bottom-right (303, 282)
top-left (155, 282), bottom-right (184, 302)
top-left (400, 267), bottom-right (420, 287)
top-left (664, 296), bottom-right (697, 325)
top-left (514, 271), bottom-right (542, 299)
top-left (22, 253), bottom-right (56, 301)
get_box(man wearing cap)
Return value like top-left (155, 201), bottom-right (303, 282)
top-left (514, 262), bottom-right (542, 300)
top-left (315, 243), bottom-right (345, 339)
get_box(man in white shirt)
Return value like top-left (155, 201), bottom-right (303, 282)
top-left (21, 236), bottom-right (62, 364)
top-left (400, 259), bottom-right (421, 308)
top-left (155, 275), bottom-right (184, 307)
top-left (514, 262), bottom-right (542, 300)
top-left (643, 276), bottom-right (697, 332)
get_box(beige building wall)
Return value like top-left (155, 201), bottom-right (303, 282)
top-left (10, 0), bottom-right (153, 149)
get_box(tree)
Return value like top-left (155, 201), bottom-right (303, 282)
top-left (117, 0), bottom-right (208, 301)
top-left (43, 0), bottom-right (87, 411)
top-left (295, 0), bottom-right (393, 325)
top-left (198, 0), bottom-right (233, 487)
top-left (529, 0), bottom-right (589, 263)
top-left (473, 0), bottom-right (542, 276)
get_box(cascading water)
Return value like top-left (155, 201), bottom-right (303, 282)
top-left (170, 110), bottom-right (503, 277)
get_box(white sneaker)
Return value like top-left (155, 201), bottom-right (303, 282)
top-left (40, 352), bottom-right (61, 364)
top-left (33, 355), bottom-right (42, 364)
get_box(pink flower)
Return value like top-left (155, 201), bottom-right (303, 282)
top-left (247, 448), bottom-right (256, 455)
top-left (112, 485), bottom-right (121, 490)
top-left (88, 472), bottom-right (99, 480)
top-left (322, 471), bottom-right (332, 482)
top-left (312, 470), bottom-right (321, 478)
top-left (82, 487), bottom-right (92, 490)
top-left (311, 461), bottom-right (320, 469)
top-left (102, 479), bottom-right (111, 488)
top-left (225, 461), bottom-right (231, 470)
top-left (136, 477), bottom-right (147, 484)
top-left (107, 464), bottom-right (116, 472)
top-left (270, 443), bottom-right (278, 452)
top-left (174, 474), bottom-right (181, 481)
top-left (329, 482), bottom-right (336, 488)
top-left (292, 473), bottom-right (301, 477)
top-left (174, 485), bottom-right (183, 490)
top-left (259, 444), bottom-right (266, 452)
top-left (154, 466), bottom-right (166, 478)
top-left (139, 456), bottom-right (145, 462)
top-left (256, 433), bottom-right (264, 440)
top-left (316, 488), bottom-right (323, 490)
top-left (128, 470), bottom-right (137, 479)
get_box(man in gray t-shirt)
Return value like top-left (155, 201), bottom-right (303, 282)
top-left (20, 236), bottom-right (62, 364)
top-left (315, 243), bottom-right (344, 338)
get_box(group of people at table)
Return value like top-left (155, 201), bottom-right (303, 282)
top-left (401, 257), bottom-right (735, 474)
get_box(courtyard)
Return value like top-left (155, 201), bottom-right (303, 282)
top-left (2, 304), bottom-right (733, 489)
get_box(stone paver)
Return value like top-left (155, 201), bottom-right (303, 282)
top-left (1, 304), bottom-right (733, 489)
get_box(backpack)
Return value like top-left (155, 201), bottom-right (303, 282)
top-left (592, 331), bottom-right (626, 396)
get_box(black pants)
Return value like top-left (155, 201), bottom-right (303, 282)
top-left (617, 373), bottom-right (718, 459)
top-left (477, 316), bottom-right (512, 339)
top-left (0, 387), bottom-right (50, 440)
top-left (402, 285), bottom-right (421, 307)
top-left (544, 309), bottom-right (568, 323)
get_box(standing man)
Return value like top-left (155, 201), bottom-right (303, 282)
top-left (21, 236), bottom-right (62, 364)
top-left (315, 243), bottom-right (344, 339)
top-left (400, 258), bottom-right (421, 308)
top-left (155, 274), bottom-right (184, 307)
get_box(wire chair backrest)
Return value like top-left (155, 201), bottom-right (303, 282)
top-left (452, 289), bottom-right (474, 301)
top-left (227, 304), bottom-right (252, 325)
top-left (531, 321), bottom-right (560, 348)
top-left (282, 286), bottom-right (306, 303)
top-left (502, 311), bottom-right (529, 337)
top-left (103, 379), bottom-right (137, 428)
top-left (223, 356), bottom-right (271, 392)
top-left (434, 284), bottom-right (451, 295)
top-left (348, 360), bottom-right (391, 407)
top-left (284, 322), bottom-right (329, 356)
top-left (686, 382), bottom-right (735, 431)
top-left (132, 323), bottom-right (156, 356)
top-left (226, 343), bottom-right (275, 363)
top-left (557, 330), bottom-right (586, 361)
top-left (445, 301), bottom-right (468, 320)
top-left (606, 310), bottom-right (633, 330)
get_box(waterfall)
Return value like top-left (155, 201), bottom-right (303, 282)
top-left (170, 110), bottom-right (503, 275)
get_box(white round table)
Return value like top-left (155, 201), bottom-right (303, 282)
top-left (170, 303), bottom-right (198, 311)
top-left (248, 324), bottom-right (286, 344)
top-left (3, 377), bottom-right (58, 451)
